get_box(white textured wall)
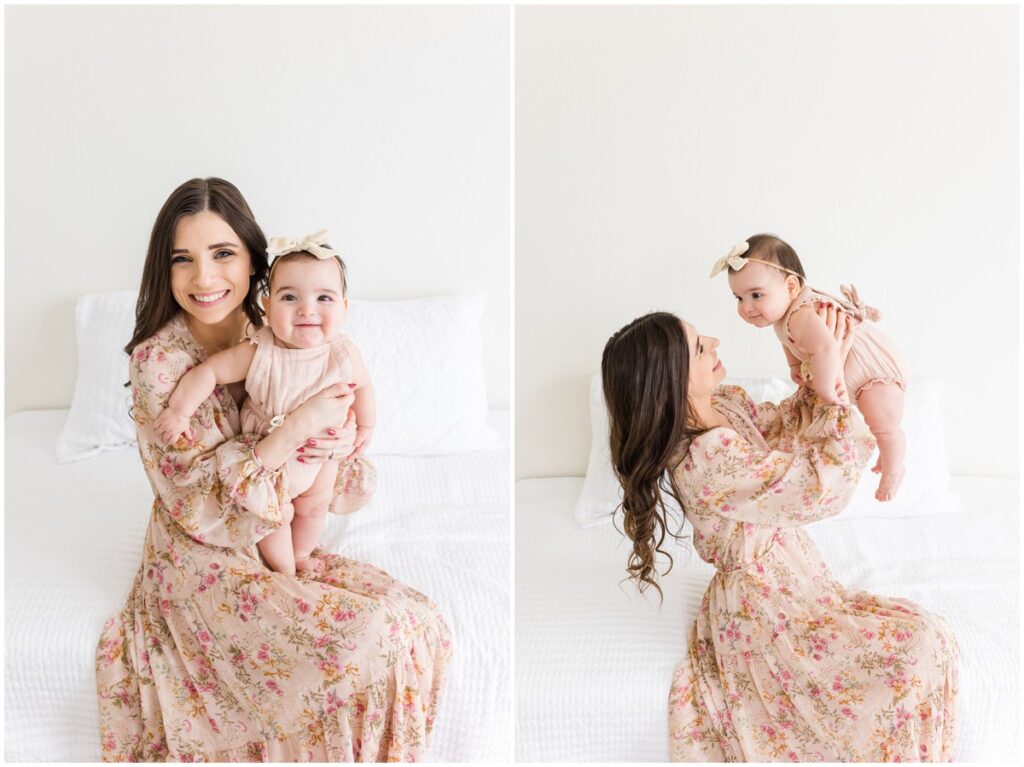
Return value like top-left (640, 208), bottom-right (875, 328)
top-left (516, 4), bottom-right (1018, 478)
top-left (5, 4), bottom-right (510, 412)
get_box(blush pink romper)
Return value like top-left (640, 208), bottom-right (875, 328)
top-left (774, 285), bottom-right (910, 398)
top-left (240, 325), bottom-right (373, 513)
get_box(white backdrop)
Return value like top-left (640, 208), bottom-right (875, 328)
top-left (516, 4), bottom-right (1019, 479)
top-left (5, 4), bottom-right (510, 412)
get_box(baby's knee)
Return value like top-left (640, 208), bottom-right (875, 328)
top-left (293, 492), bottom-right (330, 519)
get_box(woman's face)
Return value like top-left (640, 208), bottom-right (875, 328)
top-left (683, 320), bottom-right (726, 397)
top-left (170, 210), bottom-right (252, 325)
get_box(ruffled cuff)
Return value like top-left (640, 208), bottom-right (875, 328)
top-left (217, 434), bottom-right (286, 541)
top-left (782, 386), bottom-right (870, 443)
top-left (329, 455), bottom-right (377, 515)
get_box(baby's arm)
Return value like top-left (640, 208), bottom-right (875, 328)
top-left (153, 342), bottom-right (258, 444)
top-left (788, 307), bottom-right (843, 405)
top-left (783, 344), bottom-right (804, 385)
top-left (343, 338), bottom-right (376, 457)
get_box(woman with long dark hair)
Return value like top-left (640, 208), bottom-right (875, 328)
top-left (601, 310), bottom-right (958, 761)
top-left (95, 178), bottom-right (451, 761)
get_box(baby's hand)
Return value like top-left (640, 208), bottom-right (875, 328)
top-left (351, 425), bottom-right (374, 458)
top-left (153, 407), bottom-right (191, 445)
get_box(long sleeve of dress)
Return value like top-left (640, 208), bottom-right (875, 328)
top-left (130, 333), bottom-right (286, 550)
top-left (675, 385), bottom-right (876, 528)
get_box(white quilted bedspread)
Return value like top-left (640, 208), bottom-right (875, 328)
top-left (515, 475), bottom-right (1019, 762)
top-left (5, 410), bottom-right (511, 762)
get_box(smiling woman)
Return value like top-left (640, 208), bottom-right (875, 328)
top-left (125, 180), bottom-right (269, 358)
top-left (95, 177), bottom-right (452, 760)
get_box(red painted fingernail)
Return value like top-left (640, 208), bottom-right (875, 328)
top-left (327, 429), bottom-right (336, 436)
top-left (308, 439), bottom-right (317, 446)
top-left (297, 456), bottom-right (305, 462)
top-left (348, 383), bottom-right (356, 388)
top-left (297, 447), bottom-right (304, 452)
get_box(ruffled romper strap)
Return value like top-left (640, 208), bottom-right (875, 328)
top-left (782, 285), bottom-right (879, 344)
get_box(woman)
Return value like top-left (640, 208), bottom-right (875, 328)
top-left (95, 178), bottom-right (451, 761)
top-left (601, 310), bottom-right (958, 761)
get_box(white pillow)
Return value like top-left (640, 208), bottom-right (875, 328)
top-left (56, 290), bottom-right (138, 462)
top-left (574, 373), bottom-right (961, 528)
top-left (56, 291), bottom-right (499, 462)
top-left (344, 294), bottom-right (500, 455)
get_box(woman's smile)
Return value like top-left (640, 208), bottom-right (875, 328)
top-left (190, 289), bottom-right (230, 306)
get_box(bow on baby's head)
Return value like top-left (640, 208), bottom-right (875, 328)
top-left (266, 229), bottom-right (347, 293)
top-left (709, 240), bottom-right (804, 281)
top-left (267, 229), bottom-right (340, 261)
top-left (708, 241), bottom-right (751, 278)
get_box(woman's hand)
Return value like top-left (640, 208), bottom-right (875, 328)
top-left (815, 302), bottom-right (856, 361)
top-left (292, 383), bottom-right (357, 464)
top-left (814, 303), bottom-right (853, 405)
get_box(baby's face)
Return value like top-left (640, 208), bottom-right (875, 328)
top-left (727, 262), bottom-right (799, 327)
top-left (263, 258), bottom-right (348, 349)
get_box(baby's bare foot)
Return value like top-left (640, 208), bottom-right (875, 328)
top-left (875, 467), bottom-right (906, 502)
top-left (295, 555), bottom-right (325, 574)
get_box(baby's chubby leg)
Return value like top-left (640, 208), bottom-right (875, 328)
top-left (258, 500), bottom-right (297, 575)
top-left (855, 382), bottom-right (906, 502)
top-left (291, 461), bottom-right (340, 573)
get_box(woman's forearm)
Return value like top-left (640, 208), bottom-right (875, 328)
top-left (807, 347), bottom-right (842, 399)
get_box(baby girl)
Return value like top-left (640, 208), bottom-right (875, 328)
top-left (155, 230), bottom-right (375, 573)
top-left (711, 233), bottom-right (909, 501)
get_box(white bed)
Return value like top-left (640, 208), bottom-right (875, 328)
top-left (515, 474), bottom-right (1019, 762)
top-left (4, 408), bottom-right (511, 762)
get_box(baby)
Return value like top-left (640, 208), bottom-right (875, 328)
top-left (711, 234), bottom-right (909, 501)
top-left (154, 230), bottom-right (375, 573)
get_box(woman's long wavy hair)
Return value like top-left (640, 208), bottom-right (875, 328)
top-left (124, 177), bottom-right (270, 355)
top-left (601, 312), bottom-right (707, 599)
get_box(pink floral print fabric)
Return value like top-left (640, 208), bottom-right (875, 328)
top-left (668, 385), bottom-right (958, 761)
top-left (95, 315), bottom-right (451, 761)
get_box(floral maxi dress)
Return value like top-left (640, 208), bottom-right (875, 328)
top-left (95, 315), bottom-right (452, 761)
top-left (668, 385), bottom-right (958, 761)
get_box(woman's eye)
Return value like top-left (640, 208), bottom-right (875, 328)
top-left (215, 250), bottom-right (234, 259)
top-left (171, 256), bottom-right (190, 264)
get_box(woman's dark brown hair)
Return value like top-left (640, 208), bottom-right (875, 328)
top-left (124, 177), bottom-right (270, 355)
top-left (601, 312), bottom-right (706, 599)
top-left (739, 233), bottom-right (806, 286)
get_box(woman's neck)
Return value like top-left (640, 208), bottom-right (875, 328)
top-left (688, 393), bottom-right (729, 431)
top-left (185, 310), bottom-right (247, 357)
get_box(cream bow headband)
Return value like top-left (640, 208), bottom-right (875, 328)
top-left (709, 241), bottom-right (803, 280)
top-left (266, 229), bottom-right (345, 285)
top-left (267, 229), bottom-right (340, 261)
